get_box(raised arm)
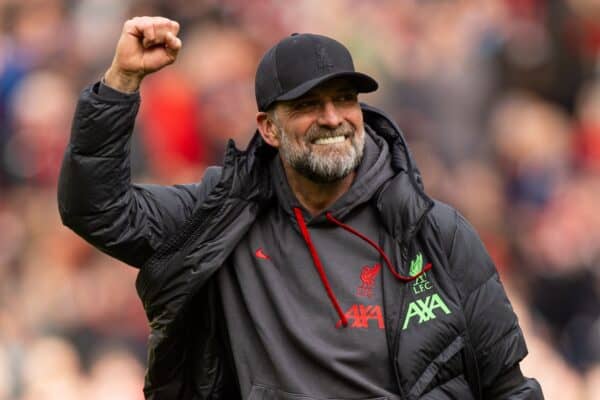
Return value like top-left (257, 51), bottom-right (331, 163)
top-left (58, 17), bottom-right (219, 267)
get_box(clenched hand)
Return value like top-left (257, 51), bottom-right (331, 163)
top-left (104, 16), bottom-right (182, 92)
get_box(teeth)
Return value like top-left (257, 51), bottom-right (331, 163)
top-left (313, 136), bottom-right (345, 145)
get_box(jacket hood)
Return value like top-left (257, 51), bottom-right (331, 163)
top-left (360, 104), bottom-right (434, 244)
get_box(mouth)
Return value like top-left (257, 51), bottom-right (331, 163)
top-left (312, 135), bottom-right (347, 145)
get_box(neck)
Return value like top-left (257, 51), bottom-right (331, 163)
top-left (282, 161), bottom-right (355, 216)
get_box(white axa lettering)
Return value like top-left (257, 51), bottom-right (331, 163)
top-left (402, 293), bottom-right (451, 330)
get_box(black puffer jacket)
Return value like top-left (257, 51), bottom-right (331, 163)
top-left (58, 83), bottom-right (543, 399)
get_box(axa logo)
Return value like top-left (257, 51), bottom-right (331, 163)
top-left (356, 263), bottom-right (381, 298)
top-left (402, 293), bottom-right (451, 330)
top-left (336, 304), bottom-right (385, 329)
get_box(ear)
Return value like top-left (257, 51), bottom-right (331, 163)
top-left (256, 111), bottom-right (281, 148)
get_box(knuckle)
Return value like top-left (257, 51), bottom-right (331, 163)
top-left (124, 18), bottom-right (136, 29)
top-left (143, 23), bottom-right (156, 36)
top-left (136, 16), bottom-right (149, 26)
top-left (141, 18), bottom-right (154, 29)
top-left (154, 17), bottom-right (169, 26)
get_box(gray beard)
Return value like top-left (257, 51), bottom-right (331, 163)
top-left (277, 123), bottom-right (365, 183)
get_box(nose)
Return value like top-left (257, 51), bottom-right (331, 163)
top-left (317, 100), bottom-right (343, 128)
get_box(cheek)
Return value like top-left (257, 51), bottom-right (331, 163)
top-left (347, 107), bottom-right (364, 130)
top-left (285, 123), bottom-right (314, 145)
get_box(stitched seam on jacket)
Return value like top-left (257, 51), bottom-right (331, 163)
top-left (408, 335), bottom-right (465, 399)
top-left (461, 268), bottom-right (496, 307)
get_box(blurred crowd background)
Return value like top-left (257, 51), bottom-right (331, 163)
top-left (0, 0), bottom-right (599, 398)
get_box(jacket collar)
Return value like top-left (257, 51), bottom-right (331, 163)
top-left (361, 103), bottom-right (434, 244)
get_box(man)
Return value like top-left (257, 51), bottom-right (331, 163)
top-left (58, 17), bottom-right (543, 399)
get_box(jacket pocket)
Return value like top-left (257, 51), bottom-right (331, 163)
top-left (247, 384), bottom-right (390, 400)
top-left (406, 335), bottom-right (473, 400)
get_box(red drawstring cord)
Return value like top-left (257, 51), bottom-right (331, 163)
top-left (294, 207), bottom-right (348, 327)
top-left (325, 212), bottom-right (431, 282)
top-left (293, 207), bottom-right (433, 328)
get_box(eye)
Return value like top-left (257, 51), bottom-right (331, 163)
top-left (293, 99), bottom-right (319, 110)
top-left (335, 92), bottom-right (358, 103)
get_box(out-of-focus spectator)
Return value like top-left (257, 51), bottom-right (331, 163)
top-left (138, 70), bottom-right (207, 182)
top-left (491, 91), bottom-right (571, 211)
top-left (564, 0), bottom-right (600, 74)
top-left (573, 81), bottom-right (600, 172)
top-left (521, 174), bottom-right (600, 372)
top-left (383, 0), bottom-right (505, 165)
top-left (178, 24), bottom-right (259, 159)
top-left (447, 159), bottom-right (512, 275)
top-left (4, 71), bottom-right (74, 186)
top-left (528, 175), bottom-right (600, 274)
top-left (85, 347), bottom-right (145, 400)
top-left (20, 336), bottom-right (84, 400)
top-left (510, 289), bottom-right (587, 400)
top-left (72, 0), bottom-right (128, 73)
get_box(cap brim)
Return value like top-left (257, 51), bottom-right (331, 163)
top-left (274, 71), bottom-right (378, 103)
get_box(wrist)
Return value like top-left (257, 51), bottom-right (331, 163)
top-left (103, 67), bottom-right (143, 93)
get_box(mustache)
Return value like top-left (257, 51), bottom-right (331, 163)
top-left (305, 122), bottom-right (355, 142)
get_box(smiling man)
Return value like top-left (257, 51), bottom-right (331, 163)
top-left (259, 78), bottom-right (367, 214)
top-left (58, 17), bottom-right (543, 400)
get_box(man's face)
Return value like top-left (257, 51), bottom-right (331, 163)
top-left (269, 79), bottom-right (365, 183)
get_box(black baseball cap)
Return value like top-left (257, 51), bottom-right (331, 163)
top-left (255, 33), bottom-right (378, 111)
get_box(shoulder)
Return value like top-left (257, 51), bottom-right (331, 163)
top-left (202, 166), bottom-right (223, 189)
top-left (422, 200), bottom-right (498, 298)
top-left (422, 200), bottom-right (459, 255)
top-left (193, 166), bottom-right (224, 205)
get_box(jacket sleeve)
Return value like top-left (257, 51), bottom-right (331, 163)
top-left (447, 211), bottom-right (544, 399)
top-left (58, 82), bottom-right (220, 268)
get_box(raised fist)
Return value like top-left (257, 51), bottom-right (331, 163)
top-left (104, 16), bottom-right (182, 92)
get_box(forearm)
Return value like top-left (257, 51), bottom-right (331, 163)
top-left (104, 67), bottom-right (143, 93)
